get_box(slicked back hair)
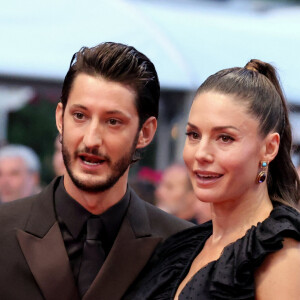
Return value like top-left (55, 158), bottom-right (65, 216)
top-left (195, 59), bottom-right (299, 207)
top-left (60, 42), bottom-right (160, 128)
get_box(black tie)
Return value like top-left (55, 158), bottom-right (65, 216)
top-left (77, 216), bottom-right (106, 297)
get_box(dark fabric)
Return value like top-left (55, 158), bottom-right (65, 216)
top-left (55, 178), bottom-right (129, 282)
top-left (55, 179), bottom-right (90, 281)
top-left (17, 223), bottom-right (80, 300)
top-left (126, 202), bottom-right (300, 300)
top-left (78, 217), bottom-right (106, 297)
top-left (187, 217), bottom-right (199, 225)
top-left (0, 177), bottom-right (193, 300)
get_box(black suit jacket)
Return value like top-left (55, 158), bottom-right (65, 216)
top-left (0, 177), bottom-right (193, 300)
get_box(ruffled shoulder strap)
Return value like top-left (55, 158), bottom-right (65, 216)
top-left (156, 221), bottom-right (212, 257)
top-left (209, 202), bottom-right (300, 299)
top-left (125, 222), bottom-right (212, 300)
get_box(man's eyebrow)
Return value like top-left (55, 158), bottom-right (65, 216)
top-left (69, 105), bottom-right (131, 118)
top-left (70, 104), bottom-right (88, 110)
top-left (105, 110), bottom-right (127, 115)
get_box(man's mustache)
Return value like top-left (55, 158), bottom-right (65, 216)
top-left (75, 147), bottom-right (110, 161)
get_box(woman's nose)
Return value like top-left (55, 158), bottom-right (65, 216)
top-left (194, 140), bottom-right (214, 163)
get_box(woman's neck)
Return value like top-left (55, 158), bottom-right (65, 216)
top-left (209, 189), bottom-right (273, 247)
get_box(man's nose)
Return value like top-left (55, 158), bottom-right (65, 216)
top-left (82, 119), bottom-right (103, 148)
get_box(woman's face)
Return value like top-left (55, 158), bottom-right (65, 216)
top-left (183, 91), bottom-right (265, 205)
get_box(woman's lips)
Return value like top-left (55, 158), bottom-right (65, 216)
top-left (193, 170), bottom-right (223, 185)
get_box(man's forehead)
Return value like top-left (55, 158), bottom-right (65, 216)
top-left (0, 156), bottom-right (27, 169)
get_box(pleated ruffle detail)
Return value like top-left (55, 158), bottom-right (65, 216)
top-left (126, 202), bottom-right (300, 300)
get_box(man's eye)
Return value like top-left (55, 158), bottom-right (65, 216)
top-left (74, 112), bottom-right (85, 120)
top-left (108, 119), bottom-right (120, 125)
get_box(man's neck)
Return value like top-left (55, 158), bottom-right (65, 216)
top-left (63, 174), bottom-right (128, 215)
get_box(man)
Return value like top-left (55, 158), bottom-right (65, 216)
top-left (0, 144), bottom-right (41, 203)
top-left (156, 163), bottom-right (210, 224)
top-left (0, 42), bottom-right (192, 300)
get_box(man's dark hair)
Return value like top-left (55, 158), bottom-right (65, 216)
top-left (60, 42), bottom-right (160, 128)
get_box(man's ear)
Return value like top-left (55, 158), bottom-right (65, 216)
top-left (261, 132), bottom-right (280, 163)
top-left (56, 102), bottom-right (63, 134)
top-left (136, 117), bottom-right (157, 149)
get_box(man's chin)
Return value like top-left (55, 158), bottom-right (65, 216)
top-left (68, 172), bottom-right (118, 193)
top-left (73, 177), bottom-right (107, 191)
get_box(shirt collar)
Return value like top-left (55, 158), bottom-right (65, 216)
top-left (55, 177), bottom-right (130, 243)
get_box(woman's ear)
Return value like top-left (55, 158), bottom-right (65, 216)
top-left (261, 132), bottom-right (280, 163)
top-left (136, 117), bottom-right (157, 149)
top-left (55, 102), bottom-right (63, 134)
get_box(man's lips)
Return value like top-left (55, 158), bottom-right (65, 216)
top-left (78, 153), bottom-right (106, 165)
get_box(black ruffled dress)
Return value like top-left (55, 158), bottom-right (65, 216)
top-left (125, 202), bottom-right (300, 300)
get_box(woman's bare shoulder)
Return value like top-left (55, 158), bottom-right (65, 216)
top-left (255, 238), bottom-right (300, 300)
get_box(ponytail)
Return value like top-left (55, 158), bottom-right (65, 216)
top-left (197, 59), bottom-right (299, 207)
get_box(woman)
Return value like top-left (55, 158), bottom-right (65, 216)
top-left (125, 59), bottom-right (300, 299)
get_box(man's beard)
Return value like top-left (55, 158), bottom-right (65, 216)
top-left (61, 131), bottom-right (139, 193)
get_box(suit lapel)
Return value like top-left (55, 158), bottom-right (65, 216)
top-left (84, 189), bottom-right (162, 300)
top-left (17, 178), bottom-right (79, 300)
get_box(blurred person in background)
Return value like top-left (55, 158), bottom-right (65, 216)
top-left (0, 144), bottom-right (41, 203)
top-left (187, 190), bottom-right (211, 224)
top-left (129, 166), bottom-right (162, 205)
top-left (296, 164), bottom-right (300, 209)
top-left (52, 134), bottom-right (66, 176)
top-left (155, 163), bottom-right (210, 224)
top-left (129, 178), bottom-right (156, 205)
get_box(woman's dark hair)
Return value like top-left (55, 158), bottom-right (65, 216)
top-left (196, 59), bottom-right (299, 207)
top-left (60, 42), bottom-right (160, 128)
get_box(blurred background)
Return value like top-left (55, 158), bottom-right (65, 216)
top-left (1, 0), bottom-right (300, 188)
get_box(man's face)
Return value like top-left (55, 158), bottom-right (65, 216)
top-left (0, 157), bottom-right (36, 202)
top-left (56, 73), bottom-right (142, 193)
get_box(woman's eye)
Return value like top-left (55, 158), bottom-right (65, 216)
top-left (219, 135), bottom-right (234, 143)
top-left (186, 131), bottom-right (200, 140)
